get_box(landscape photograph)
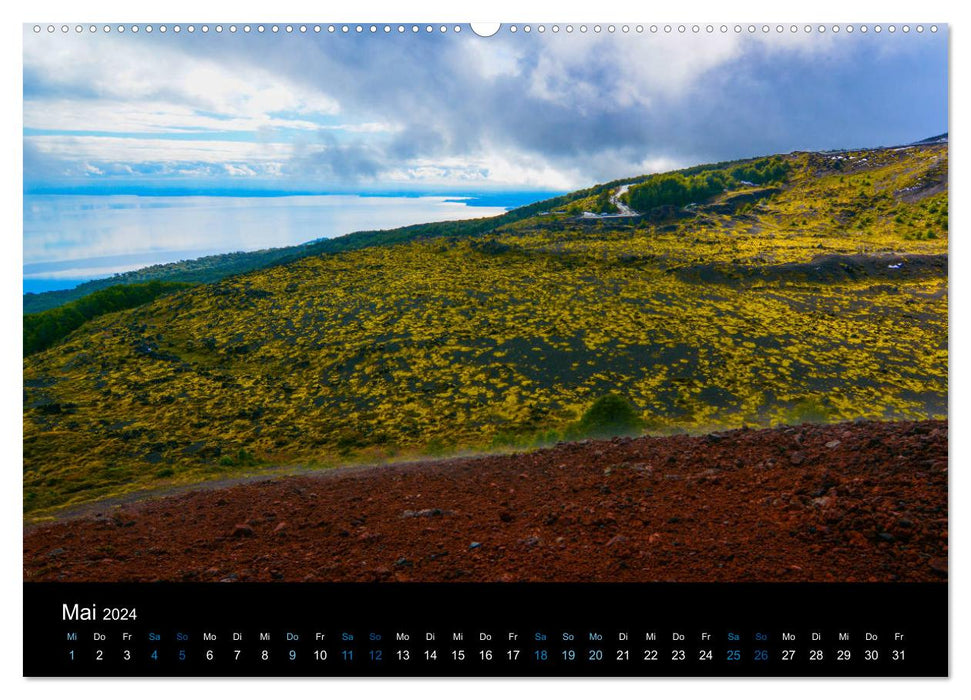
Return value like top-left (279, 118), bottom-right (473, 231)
top-left (22, 24), bottom-right (947, 584)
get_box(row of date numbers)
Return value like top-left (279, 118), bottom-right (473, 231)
top-left (69, 646), bottom-right (907, 664)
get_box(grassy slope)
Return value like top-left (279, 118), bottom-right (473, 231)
top-left (23, 144), bottom-right (948, 515)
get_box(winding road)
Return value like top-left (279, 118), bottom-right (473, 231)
top-left (610, 184), bottom-right (637, 216)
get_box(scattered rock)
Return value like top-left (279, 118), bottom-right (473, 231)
top-left (231, 524), bottom-right (255, 538)
top-left (790, 451), bottom-right (807, 466)
top-left (401, 508), bottom-right (447, 518)
top-left (811, 496), bottom-right (835, 509)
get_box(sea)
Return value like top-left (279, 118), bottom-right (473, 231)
top-left (23, 192), bottom-right (554, 294)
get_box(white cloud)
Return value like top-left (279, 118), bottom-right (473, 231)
top-left (463, 39), bottom-right (523, 80)
top-left (24, 32), bottom-right (341, 134)
top-left (319, 122), bottom-right (401, 134)
top-left (223, 164), bottom-right (258, 177)
top-left (27, 134), bottom-right (292, 166)
top-left (24, 99), bottom-right (334, 134)
top-left (385, 151), bottom-right (597, 191)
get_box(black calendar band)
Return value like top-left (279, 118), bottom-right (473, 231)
top-left (23, 582), bottom-right (947, 677)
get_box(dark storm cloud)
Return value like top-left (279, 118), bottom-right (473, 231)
top-left (291, 134), bottom-right (386, 181)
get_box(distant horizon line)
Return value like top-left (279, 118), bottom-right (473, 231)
top-left (22, 131), bottom-right (947, 199)
top-left (23, 186), bottom-right (568, 199)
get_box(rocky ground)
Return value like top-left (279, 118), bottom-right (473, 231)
top-left (23, 420), bottom-right (947, 583)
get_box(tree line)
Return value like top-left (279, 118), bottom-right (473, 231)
top-left (24, 281), bottom-right (194, 356)
top-left (622, 156), bottom-right (790, 212)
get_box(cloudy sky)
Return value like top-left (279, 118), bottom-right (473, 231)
top-left (23, 24), bottom-right (948, 194)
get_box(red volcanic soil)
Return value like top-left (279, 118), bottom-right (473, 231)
top-left (24, 420), bottom-right (948, 583)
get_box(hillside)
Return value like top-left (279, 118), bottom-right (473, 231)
top-left (23, 142), bottom-right (948, 516)
top-left (21, 154), bottom-right (819, 315)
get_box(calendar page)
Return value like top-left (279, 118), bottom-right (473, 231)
top-left (21, 20), bottom-right (948, 677)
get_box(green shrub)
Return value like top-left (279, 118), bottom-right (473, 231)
top-left (729, 156), bottom-right (790, 185)
top-left (216, 448), bottom-right (260, 468)
top-left (591, 191), bottom-right (618, 214)
top-left (625, 172), bottom-right (731, 211)
top-left (781, 397), bottom-right (835, 424)
top-left (565, 393), bottom-right (644, 440)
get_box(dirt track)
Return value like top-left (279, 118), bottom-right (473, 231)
top-left (23, 420), bottom-right (947, 583)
